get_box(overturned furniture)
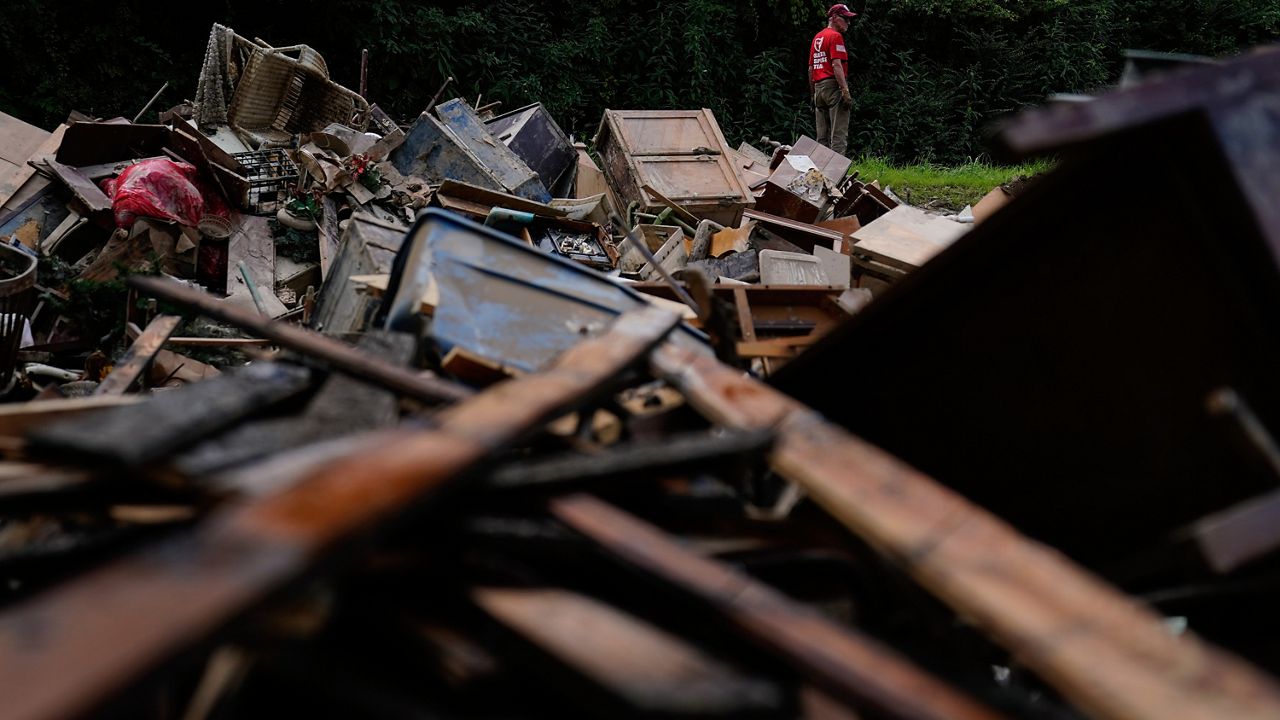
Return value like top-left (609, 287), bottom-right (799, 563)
top-left (595, 109), bottom-right (755, 227)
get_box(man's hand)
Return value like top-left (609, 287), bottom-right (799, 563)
top-left (840, 88), bottom-right (853, 107)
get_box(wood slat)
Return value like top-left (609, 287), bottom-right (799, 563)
top-left (94, 315), bottom-right (182, 395)
top-left (552, 495), bottom-right (1002, 720)
top-left (0, 306), bottom-right (682, 720)
top-left (650, 342), bottom-right (1280, 720)
top-left (473, 587), bottom-right (783, 716)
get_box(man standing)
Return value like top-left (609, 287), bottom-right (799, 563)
top-left (810, 4), bottom-right (856, 156)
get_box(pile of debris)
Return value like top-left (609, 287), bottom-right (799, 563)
top-left (3, 24), bottom-right (1280, 720)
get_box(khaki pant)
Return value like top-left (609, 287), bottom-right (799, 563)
top-left (814, 78), bottom-right (851, 157)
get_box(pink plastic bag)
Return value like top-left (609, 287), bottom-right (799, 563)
top-left (101, 159), bottom-right (222, 229)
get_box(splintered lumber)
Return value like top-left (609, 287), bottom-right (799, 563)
top-left (473, 587), bottom-right (783, 716)
top-left (650, 342), bottom-right (1280, 720)
top-left (0, 306), bottom-right (683, 720)
top-left (127, 275), bottom-right (473, 405)
top-left (31, 363), bottom-right (314, 469)
top-left (93, 315), bottom-right (182, 395)
top-left (552, 495), bottom-right (1000, 720)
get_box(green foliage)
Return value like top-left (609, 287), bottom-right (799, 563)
top-left (2, 0), bottom-right (1278, 165)
top-left (849, 156), bottom-right (1054, 209)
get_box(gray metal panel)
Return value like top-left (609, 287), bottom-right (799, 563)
top-left (313, 213), bottom-right (407, 335)
top-left (435, 99), bottom-right (550, 203)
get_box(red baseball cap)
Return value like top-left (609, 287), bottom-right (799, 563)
top-left (828, 4), bottom-right (857, 18)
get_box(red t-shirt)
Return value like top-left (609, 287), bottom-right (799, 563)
top-left (810, 27), bottom-right (848, 82)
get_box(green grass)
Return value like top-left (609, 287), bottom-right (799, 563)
top-left (848, 157), bottom-right (1054, 211)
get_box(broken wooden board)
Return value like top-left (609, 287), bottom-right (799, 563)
top-left (129, 275), bottom-right (474, 406)
top-left (473, 587), bottom-right (784, 716)
top-left (651, 342), bottom-right (1280, 720)
top-left (0, 112), bottom-right (51, 179)
top-left (94, 315), bottom-right (183, 395)
top-left (46, 158), bottom-right (112, 214)
top-left (0, 124), bottom-right (65, 209)
top-left (0, 396), bottom-right (140, 439)
top-left (318, 195), bottom-right (340, 282)
top-left (225, 214), bottom-right (289, 318)
top-left (552, 495), bottom-right (1001, 720)
top-left (0, 306), bottom-right (682, 720)
top-left (32, 362), bottom-right (314, 469)
top-left (850, 205), bottom-right (967, 272)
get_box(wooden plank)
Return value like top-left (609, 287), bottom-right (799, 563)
top-left (33, 363), bottom-right (314, 469)
top-left (128, 275), bottom-right (474, 405)
top-left (474, 587), bottom-right (783, 716)
top-left (93, 315), bottom-right (182, 395)
top-left (744, 209), bottom-right (844, 253)
top-left (0, 112), bottom-right (50, 168)
top-left (436, 179), bottom-right (564, 218)
top-left (487, 429), bottom-right (773, 489)
top-left (45, 158), bottom-right (112, 213)
top-left (850, 205), bottom-right (967, 272)
top-left (318, 195), bottom-right (339, 282)
top-left (225, 214), bottom-right (288, 318)
top-left (0, 306), bottom-right (682, 720)
top-left (552, 495), bottom-right (1001, 720)
top-left (0, 124), bottom-right (66, 208)
top-left (650, 342), bottom-right (1280, 720)
top-left (0, 396), bottom-right (140, 438)
top-left (733, 287), bottom-right (757, 342)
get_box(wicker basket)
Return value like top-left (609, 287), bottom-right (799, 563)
top-left (229, 45), bottom-right (369, 135)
